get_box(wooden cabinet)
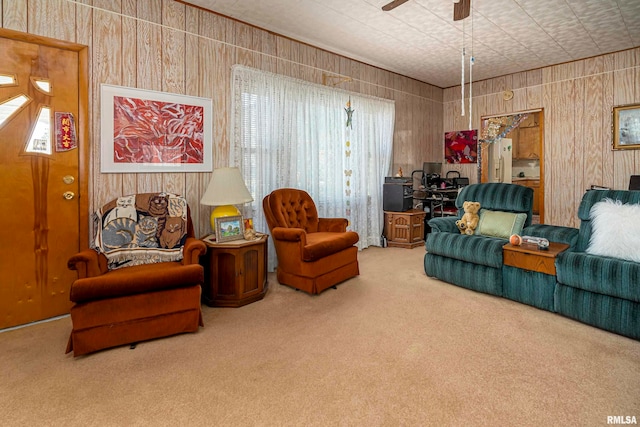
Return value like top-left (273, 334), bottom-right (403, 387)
top-left (515, 126), bottom-right (540, 159)
top-left (384, 209), bottom-right (426, 249)
top-left (515, 179), bottom-right (540, 215)
top-left (202, 234), bottom-right (268, 307)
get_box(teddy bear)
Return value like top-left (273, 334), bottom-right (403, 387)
top-left (455, 201), bottom-right (481, 235)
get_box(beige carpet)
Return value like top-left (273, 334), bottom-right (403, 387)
top-left (1, 246), bottom-right (638, 427)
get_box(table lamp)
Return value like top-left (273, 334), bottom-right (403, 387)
top-left (200, 167), bottom-right (254, 232)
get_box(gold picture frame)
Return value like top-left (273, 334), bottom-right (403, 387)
top-left (214, 215), bottom-right (244, 243)
top-left (613, 104), bottom-right (640, 150)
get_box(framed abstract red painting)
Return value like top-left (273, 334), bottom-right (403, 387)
top-left (100, 84), bottom-right (213, 173)
top-left (444, 129), bottom-right (477, 163)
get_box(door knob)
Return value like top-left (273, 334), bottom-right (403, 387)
top-left (63, 191), bottom-right (75, 200)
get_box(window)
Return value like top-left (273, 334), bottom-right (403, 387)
top-left (231, 66), bottom-right (394, 269)
top-left (1, 77), bottom-right (53, 153)
top-left (0, 94), bottom-right (30, 128)
top-left (25, 106), bottom-right (52, 155)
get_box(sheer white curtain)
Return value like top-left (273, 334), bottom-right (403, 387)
top-left (230, 65), bottom-right (394, 270)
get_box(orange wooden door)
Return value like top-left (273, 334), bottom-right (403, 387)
top-left (0, 34), bottom-right (82, 328)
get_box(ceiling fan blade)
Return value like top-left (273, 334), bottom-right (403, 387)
top-left (382, 0), bottom-right (410, 12)
top-left (453, 0), bottom-right (471, 21)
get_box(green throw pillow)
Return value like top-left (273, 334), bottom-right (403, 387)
top-left (477, 209), bottom-right (527, 239)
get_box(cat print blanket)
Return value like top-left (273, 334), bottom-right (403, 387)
top-left (94, 193), bottom-right (188, 270)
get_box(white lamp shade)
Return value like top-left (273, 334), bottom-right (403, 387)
top-left (200, 167), bottom-right (253, 206)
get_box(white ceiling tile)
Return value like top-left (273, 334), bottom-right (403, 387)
top-left (180, 0), bottom-right (640, 87)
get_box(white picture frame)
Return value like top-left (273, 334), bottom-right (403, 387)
top-left (100, 84), bottom-right (213, 173)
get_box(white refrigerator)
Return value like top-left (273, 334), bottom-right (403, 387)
top-left (488, 138), bottom-right (512, 184)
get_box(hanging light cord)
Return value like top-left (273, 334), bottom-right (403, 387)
top-left (468, 1), bottom-right (474, 130)
top-left (461, 17), bottom-right (465, 117)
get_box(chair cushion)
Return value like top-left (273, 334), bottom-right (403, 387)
top-left (94, 193), bottom-right (188, 270)
top-left (69, 262), bottom-right (204, 303)
top-left (302, 231), bottom-right (359, 261)
top-left (425, 232), bottom-right (506, 268)
top-left (521, 224), bottom-right (579, 246)
top-left (556, 251), bottom-right (640, 303)
top-left (456, 183), bottom-right (533, 227)
top-left (264, 188), bottom-right (320, 232)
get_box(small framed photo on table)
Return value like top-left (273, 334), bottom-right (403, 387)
top-left (244, 218), bottom-right (254, 231)
top-left (215, 215), bottom-right (244, 243)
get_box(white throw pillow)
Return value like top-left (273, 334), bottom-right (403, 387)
top-left (586, 198), bottom-right (640, 263)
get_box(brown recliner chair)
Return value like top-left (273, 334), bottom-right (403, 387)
top-left (263, 188), bottom-right (359, 294)
top-left (66, 192), bottom-right (207, 356)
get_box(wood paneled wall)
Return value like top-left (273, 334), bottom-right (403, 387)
top-left (444, 49), bottom-right (640, 227)
top-left (3, 0), bottom-right (638, 234)
top-left (1, 0), bottom-right (442, 240)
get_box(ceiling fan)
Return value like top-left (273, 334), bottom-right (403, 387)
top-left (381, 0), bottom-right (409, 11)
top-left (381, 0), bottom-right (470, 21)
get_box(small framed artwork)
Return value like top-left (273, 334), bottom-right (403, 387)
top-left (613, 104), bottom-right (640, 150)
top-left (444, 129), bottom-right (478, 163)
top-left (244, 218), bottom-right (254, 231)
top-left (215, 215), bottom-right (244, 243)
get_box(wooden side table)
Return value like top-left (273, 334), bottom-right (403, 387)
top-left (384, 209), bottom-right (426, 249)
top-left (201, 233), bottom-right (268, 307)
top-left (502, 241), bottom-right (569, 310)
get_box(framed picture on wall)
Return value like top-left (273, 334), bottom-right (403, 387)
top-left (444, 129), bottom-right (478, 163)
top-left (100, 84), bottom-right (213, 172)
top-left (613, 104), bottom-right (640, 150)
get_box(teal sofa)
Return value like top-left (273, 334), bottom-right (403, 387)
top-left (425, 184), bottom-right (639, 341)
top-left (555, 190), bottom-right (640, 340)
top-left (424, 183), bottom-right (535, 296)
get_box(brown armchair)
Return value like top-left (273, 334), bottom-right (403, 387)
top-left (66, 193), bottom-right (207, 356)
top-left (263, 188), bottom-right (359, 294)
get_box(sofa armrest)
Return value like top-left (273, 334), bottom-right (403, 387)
top-left (67, 249), bottom-right (107, 278)
top-left (428, 217), bottom-right (459, 234)
top-left (272, 227), bottom-right (308, 246)
top-left (318, 218), bottom-right (348, 232)
top-left (183, 237), bottom-right (207, 265)
top-left (521, 224), bottom-right (579, 248)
